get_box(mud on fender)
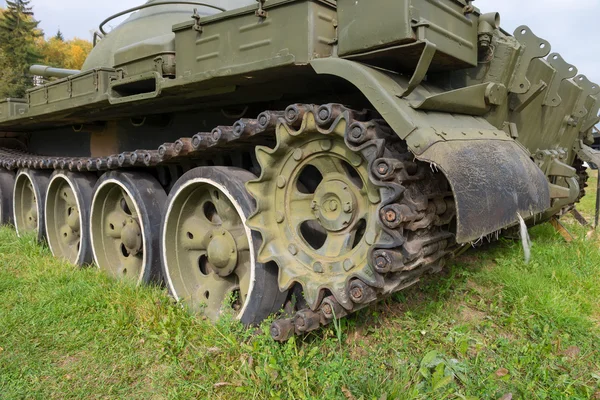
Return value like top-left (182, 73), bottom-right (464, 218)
top-left (415, 140), bottom-right (550, 243)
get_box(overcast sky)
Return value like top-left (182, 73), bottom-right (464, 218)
top-left (1, 0), bottom-right (599, 83)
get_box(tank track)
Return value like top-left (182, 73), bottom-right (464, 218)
top-left (0, 104), bottom-right (456, 340)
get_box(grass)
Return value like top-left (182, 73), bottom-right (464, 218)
top-left (1, 176), bottom-right (600, 399)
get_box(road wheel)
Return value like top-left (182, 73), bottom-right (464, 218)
top-left (0, 169), bottom-right (15, 225)
top-left (90, 171), bottom-right (167, 284)
top-left (162, 167), bottom-right (286, 324)
top-left (45, 171), bottom-right (97, 265)
top-left (14, 168), bottom-right (51, 242)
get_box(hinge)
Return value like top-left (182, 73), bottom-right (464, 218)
top-left (192, 8), bottom-right (203, 33)
top-left (256, 0), bottom-right (267, 18)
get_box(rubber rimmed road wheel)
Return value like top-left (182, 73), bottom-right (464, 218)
top-left (162, 166), bottom-right (287, 325)
top-left (0, 169), bottom-right (15, 225)
top-left (90, 171), bottom-right (167, 284)
top-left (14, 168), bottom-right (51, 242)
top-left (45, 171), bottom-right (97, 266)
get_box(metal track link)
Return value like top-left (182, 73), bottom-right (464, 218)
top-left (0, 104), bottom-right (457, 341)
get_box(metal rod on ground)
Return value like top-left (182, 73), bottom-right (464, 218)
top-left (596, 171), bottom-right (600, 229)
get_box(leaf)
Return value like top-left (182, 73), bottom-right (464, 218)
top-left (341, 386), bottom-right (356, 400)
top-left (432, 374), bottom-right (454, 391)
top-left (420, 350), bottom-right (440, 368)
top-left (495, 368), bottom-right (509, 378)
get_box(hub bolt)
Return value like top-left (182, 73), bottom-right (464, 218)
top-left (276, 212), bottom-right (285, 224)
top-left (293, 149), bottom-right (303, 161)
top-left (288, 244), bottom-right (298, 256)
top-left (277, 176), bottom-right (287, 188)
top-left (343, 259), bottom-right (355, 271)
top-left (330, 200), bottom-right (338, 211)
top-left (313, 262), bottom-right (323, 273)
top-left (343, 202), bottom-right (352, 213)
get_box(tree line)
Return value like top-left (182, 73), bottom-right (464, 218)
top-left (0, 0), bottom-right (92, 99)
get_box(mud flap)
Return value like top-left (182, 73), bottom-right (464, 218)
top-left (416, 140), bottom-right (551, 243)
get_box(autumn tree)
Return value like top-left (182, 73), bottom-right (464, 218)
top-left (0, 0), bottom-right (42, 98)
top-left (38, 36), bottom-right (92, 71)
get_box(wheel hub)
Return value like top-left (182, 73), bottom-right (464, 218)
top-left (121, 218), bottom-right (142, 255)
top-left (313, 179), bottom-right (357, 232)
top-left (66, 207), bottom-right (80, 232)
top-left (206, 229), bottom-right (238, 276)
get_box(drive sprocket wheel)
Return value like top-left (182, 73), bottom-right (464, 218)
top-left (247, 110), bottom-right (382, 309)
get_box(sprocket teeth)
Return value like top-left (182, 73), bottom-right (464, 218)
top-left (329, 281), bottom-right (353, 310)
top-left (302, 279), bottom-right (325, 310)
top-left (278, 268), bottom-right (299, 292)
top-left (254, 146), bottom-right (274, 174)
top-left (356, 266), bottom-right (382, 288)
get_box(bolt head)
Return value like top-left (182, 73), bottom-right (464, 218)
top-left (375, 256), bottom-right (388, 269)
top-left (313, 262), bottom-right (323, 273)
top-left (293, 149), bottom-right (303, 161)
top-left (343, 259), bottom-right (355, 271)
top-left (343, 202), bottom-right (352, 213)
top-left (350, 126), bottom-right (363, 139)
top-left (385, 210), bottom-right (397, 222)
top-left (350, 287), bottom-right (363, 301)
top-left (318, 108), bottom-right (330, 121)
top-left (276, 176), bottom-right (287, 188)
top-left (329, 200), bottom-right (338, 211)
top-left (377, 162), bottom-right (389, 175)
top-left (288, 244), bottom-right (298, 256)
top-left (320, 140), bottom-right (333, 151)
top-left (276, 212), bottom-right (285, 224)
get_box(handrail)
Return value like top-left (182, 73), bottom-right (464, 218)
top-left (99, 1), bottom-right (227, 35)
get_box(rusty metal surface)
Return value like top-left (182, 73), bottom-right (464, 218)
top-left (417, 140), bottom-right (550, 243)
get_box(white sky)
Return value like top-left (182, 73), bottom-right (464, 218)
top-left (1, 0), bottom-right (599, 83)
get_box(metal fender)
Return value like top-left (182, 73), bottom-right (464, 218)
top-left (311, 58), bottom-right (551, 243)
top-left (311, 58), bottom-right (417, 138)
top-left (417, 140), bottom-right (550, 243)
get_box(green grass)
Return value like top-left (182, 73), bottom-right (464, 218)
top-left (1, 176), bottom-right (600, 399)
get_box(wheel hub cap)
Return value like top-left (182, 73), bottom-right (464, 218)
top-left (313, 179), bottom-right (356, 232)
top-left (207, 230), bottom-right (238, 276)
top-left (121, 219), bottom-right (142, 255)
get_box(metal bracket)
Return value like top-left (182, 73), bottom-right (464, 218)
top-left (256, 0), bottom-right (268, 18)
top-left (570, 208), bottom-right (589, 227)
top-left (581, 115), bottom-right (600, 134)
top-left (572, 75), bottom-right (600, 118)
top-left (510, 25), bottom-right (551, 94)
top-left (550, 217), bottom-right (574, 242)
top-left (510, 80), bottom-right (547, 112)
top-left (399, 40), bottom-right (436, 98)
top-left (410, 82), bottom-right (507, 116)
top-left (544, 53), bottom-right (577, 107)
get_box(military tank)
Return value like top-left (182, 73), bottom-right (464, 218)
top-left (0, 0), bottom-right (599, 340)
